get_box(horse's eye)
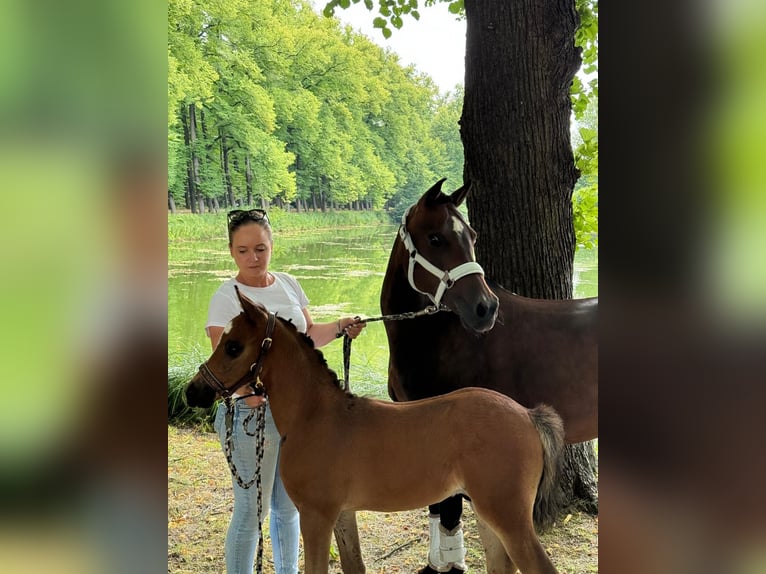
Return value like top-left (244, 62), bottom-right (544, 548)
top-left (224, 340), bottom-right (242, 357)
top-left (428, 234), bottom-right (442, 247)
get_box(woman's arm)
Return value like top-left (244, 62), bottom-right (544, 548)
top-left (304, 308), bottom-right (365, 348)
top-left (208, 326), bottom-right (225, 351)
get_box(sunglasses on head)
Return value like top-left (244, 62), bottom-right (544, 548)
top-left (227, 209), bottom-right (269, 227)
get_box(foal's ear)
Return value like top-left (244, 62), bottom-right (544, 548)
top-left (450, 180), bottom-right (472, 207)
top-left (234, 285), bottom-right (262, 323)
top-left (423, 178), bottom-right (447, 205)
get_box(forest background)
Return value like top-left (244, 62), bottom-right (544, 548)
top-left (168, 0), bottom-right (598, 247)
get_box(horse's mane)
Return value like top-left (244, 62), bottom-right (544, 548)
top-left (275, 315), bottom-right (353, 396)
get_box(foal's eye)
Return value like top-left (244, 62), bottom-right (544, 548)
top-left (428, 234), bottom-right (443, 247)
top-left (225, 340), bottom-right (242, 357)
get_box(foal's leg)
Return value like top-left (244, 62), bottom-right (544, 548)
top-left (498, 521), bottom-right (558, 574)
top-left (300, 509), bottom-right (336, 574)
top-left (475, 518), bottom-right (518, 574)
top-left (473, 496), bottom-right (558, 574)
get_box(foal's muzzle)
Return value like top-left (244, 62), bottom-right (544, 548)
top-left (185, 373), bottom-right (216, 408)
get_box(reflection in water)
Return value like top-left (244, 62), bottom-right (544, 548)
top-left (574, 247), bottom-right (599, 295)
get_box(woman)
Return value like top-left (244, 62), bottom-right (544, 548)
top-left (206, 208), bottom-right (366, 574)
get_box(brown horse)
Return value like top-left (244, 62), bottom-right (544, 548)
top-left (381, 179), bottom-right (598, 573)
top-left (185, 288), bottom-right (565, 574)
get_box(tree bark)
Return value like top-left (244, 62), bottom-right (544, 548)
top-left (245, 154), bottom-right (253, 206)
top-left (220, 129), bottom-right (234, 207)
top-left (334, 511), bottom-right (366, 574)
top-left (182, 103), bottom-right (201, 213)
top-left (461, 0), bottom-right (597, 517)
top-left (168, 192), bottom-right (176, 214)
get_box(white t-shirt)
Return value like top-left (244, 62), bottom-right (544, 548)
top-left (205, 273), bottom-right (309, 338)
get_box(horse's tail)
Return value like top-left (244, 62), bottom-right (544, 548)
top-left (528, 404), bottom-right (565, 531)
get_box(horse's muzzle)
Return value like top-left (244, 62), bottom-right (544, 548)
top-left (455, 292), bottom-right (499, 334)
top-left (185, 374), bottom-right (216, 408)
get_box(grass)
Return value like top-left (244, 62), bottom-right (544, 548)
top-left (169, 346), bottom-right (219, 428)
top-left (168, 426), bottom-right (597, 573)
top-left (168, 208), bottom-right (392, 242)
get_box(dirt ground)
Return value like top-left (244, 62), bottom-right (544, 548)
top-left (168, 426), bottom-right (597, 573)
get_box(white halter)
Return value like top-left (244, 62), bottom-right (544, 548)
top-left (399, 206), bottom-right (485, 307)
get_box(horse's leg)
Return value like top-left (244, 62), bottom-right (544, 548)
top-left (475, 517), bottom-right (518, 574)
top-left (333, 510), bottom-right (366, 574)
top-left (300, 508), bottom-right (336, 574)
top-left (472, 489), bottom-right (558, 574)
top-left (417, 501), bottom-right (458, 574)
top-left (480, 511), bottom-right (558, 574)
top-left (475, 514), bottom-right (558, 574)
top-left (438, 496), bottom-right (466, 572)
top-left (419, 496), bottom-right (466, 574)
top-left (419, 503), bottom-right (442, 574)
top-left (500, 522), bottom-right (558, 574)
top-left (416, 503), bottom-right (437, 574)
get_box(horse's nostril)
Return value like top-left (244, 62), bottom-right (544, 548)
top-left (477, 298), bottom-right (499, 320)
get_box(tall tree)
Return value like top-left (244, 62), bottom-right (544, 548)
top-left (323, 0), bottom-right (599, 520)
top-left (169, 0), bottom-right (475, 211)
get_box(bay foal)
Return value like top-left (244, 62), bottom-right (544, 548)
top-left (186, 289), bottom-right (564, 574)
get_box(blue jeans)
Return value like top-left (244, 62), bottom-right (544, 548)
top-left (214, 401), bottom-right (300, 574)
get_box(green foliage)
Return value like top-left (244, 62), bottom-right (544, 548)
top-left (323, 0), bottom-right (598, 249)
top-left (169, 0), bottom-right (464, 213)
top-left (571, 0), bottom-right (599, 251)
top-left (573, 181), bottom-right (598, 249)
top-left (430, 87), bottom-right (465, 188)
top-left (571, 0), bottom-right (599, 120)
top-left (325, 0), bottom-right (464, 38)
top-left (168, 346), bottom-right (218, 427)
top-left (572, 95), bottom-right (598, 250)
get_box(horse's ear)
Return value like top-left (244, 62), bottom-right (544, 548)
top-left (450, 180), bottom-right (472, 207)
top-left (423, 178), bottom-right (447, 206)
top-left (234, 285), bottom-right (261, 322)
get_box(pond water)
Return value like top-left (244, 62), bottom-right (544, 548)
top-left (169, 225), bottom-right (597, 398)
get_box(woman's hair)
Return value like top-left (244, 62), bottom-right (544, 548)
top-left (227, 209), bottom-right (272, 244)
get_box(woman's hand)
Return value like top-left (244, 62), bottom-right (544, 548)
top-left (337, 316), bottom-right (366, 340)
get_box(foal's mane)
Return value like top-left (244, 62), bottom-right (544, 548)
top-left (273, 314), bottom-right (351, 395)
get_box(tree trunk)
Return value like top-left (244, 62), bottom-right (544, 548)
top-left (182, 103), bottom-right (201, 213)
top-left (168, 192), bottom-right (176, 214)
top-left (462, 0), bottom-right (597, 517)
top-left (334, 511), bottom-right (366, 574)
top-left (220, 129), bottom-right (234, 207)
top-left (245, 154), bottom-right (253, 206)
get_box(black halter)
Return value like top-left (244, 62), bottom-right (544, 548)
top-left (197, 312), bottom-right (277, 399)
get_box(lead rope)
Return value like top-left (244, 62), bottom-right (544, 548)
top-left (338, 304), bottom-right (449, 390)
top-left (221, 396), bottom-right (267, 574)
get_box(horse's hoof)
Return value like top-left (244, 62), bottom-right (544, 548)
top-left (416, 567), bottom-right (465, 574)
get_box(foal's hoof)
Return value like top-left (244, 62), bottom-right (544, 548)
top-left (416, 567), bottom-right (465, 574)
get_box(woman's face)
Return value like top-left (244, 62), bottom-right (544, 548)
top-left (229, 222), bottom-right (273, 284)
